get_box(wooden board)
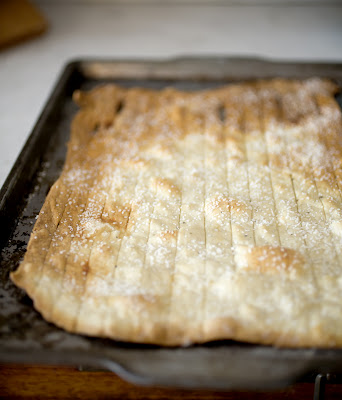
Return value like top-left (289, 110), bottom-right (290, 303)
top-left (1, 364), bottom-right (341, 400)
top-left (0, 0), bottom-right (47, 50)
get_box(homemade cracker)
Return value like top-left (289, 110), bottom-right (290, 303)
top-left (11, 79), bottom-right (342, 346)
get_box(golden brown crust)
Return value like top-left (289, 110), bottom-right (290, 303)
top-left (245, 245), bottom-right (305, 275)
top-left (11, 78), bottom-right (342, 347)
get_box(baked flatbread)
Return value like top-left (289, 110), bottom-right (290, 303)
top-left (11, 78), bottom-right (342, 347)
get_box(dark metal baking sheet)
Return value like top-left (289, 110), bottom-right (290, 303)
top-left (1, 57), bottom-right (342, 391)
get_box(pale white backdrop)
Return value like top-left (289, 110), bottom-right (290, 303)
top-left (0, 1), bottom-right (341, 187)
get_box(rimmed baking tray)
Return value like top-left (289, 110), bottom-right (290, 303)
top-left (1, 57), bottom-right (342, 391)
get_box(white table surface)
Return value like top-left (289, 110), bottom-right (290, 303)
top-left (1, 2), bottom-right (342, 188)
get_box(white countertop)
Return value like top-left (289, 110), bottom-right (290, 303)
top-left (1, 1), bottom-right (342, 188)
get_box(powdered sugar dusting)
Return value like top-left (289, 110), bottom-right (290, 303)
top-left (12, 78), bottom-right (342, 346)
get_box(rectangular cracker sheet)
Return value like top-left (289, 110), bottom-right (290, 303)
top-left (11, 78), bottom-right (342, 347)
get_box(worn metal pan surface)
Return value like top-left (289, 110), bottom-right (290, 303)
top-left (1, 58), bottom-right (342, 390)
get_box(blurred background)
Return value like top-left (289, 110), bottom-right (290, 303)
top-left (0, 0), bottom-right (341, 187)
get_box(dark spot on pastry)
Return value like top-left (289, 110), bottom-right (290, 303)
top-left (218, 104), bottom-right (226, 123)
top-left (91, 122), bottom-right (100, 135)
top-left (115, 100), bottom-right (125, 115)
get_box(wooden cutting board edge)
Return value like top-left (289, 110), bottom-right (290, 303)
top-left (0, 0), bottom-right (48, 51)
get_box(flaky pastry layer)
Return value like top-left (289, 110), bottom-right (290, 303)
top-left (11, 78), bottom-right (342, 347)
